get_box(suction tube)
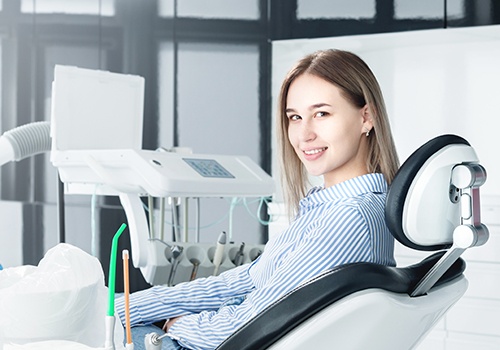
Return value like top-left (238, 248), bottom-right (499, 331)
top-left (0, 121), bottom-right (51, 166)
top-left (105, 223), bottom-right (128, 350)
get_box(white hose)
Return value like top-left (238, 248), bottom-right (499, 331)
top-left (0, 121), bottom-right (51, 164)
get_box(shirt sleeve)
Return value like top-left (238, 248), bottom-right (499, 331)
top-left (115, 262), bottom-right (255, 328)
top-left (170, 204), bottom-right (372, 350)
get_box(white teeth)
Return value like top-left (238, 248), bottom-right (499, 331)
top-left (304, 148), bottom-right (326, 155)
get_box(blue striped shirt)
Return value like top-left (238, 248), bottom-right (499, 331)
top-left (115, 173), bottom-right (395, 349)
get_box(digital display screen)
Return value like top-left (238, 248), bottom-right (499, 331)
top-left (183, 158), bottom-right (235, 178)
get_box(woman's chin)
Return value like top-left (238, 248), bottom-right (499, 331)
top-left (305, 168), bottom-right (325, 178)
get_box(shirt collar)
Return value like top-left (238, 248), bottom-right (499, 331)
top-left (300, 173), bottom-right (388, 208)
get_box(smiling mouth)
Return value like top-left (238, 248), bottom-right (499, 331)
top-left (304, 147), bottom-right (327, 155)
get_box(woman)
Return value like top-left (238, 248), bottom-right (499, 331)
top-left (116, 49), bottom-right (400, 350)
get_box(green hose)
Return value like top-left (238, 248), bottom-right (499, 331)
top-left (107, 223), bottom-right (127, 316)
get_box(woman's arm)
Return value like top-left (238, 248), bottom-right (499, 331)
top-left (115, 263), bottom-right (255, 327)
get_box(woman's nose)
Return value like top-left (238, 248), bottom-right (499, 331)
top-left (298, 120), bottom-right (316, 142)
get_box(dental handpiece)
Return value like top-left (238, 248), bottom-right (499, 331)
top-left (190, 259), bottom-right (200, 281)
top-left (144, 332), bottom-right (169, 350)
top-left (252, 249), bottom-right (263, 261)
top-left (212, 231), bottom-right (227, 276)
top-left (167, 245), bottom-right (183, 287)
top-left (233, 242), bottom-right (245, 266)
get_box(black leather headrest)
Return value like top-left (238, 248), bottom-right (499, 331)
top-left (385, 134), bottom-right (470, 251)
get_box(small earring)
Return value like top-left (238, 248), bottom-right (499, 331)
top-left (365, 128), bottom-right (371, 137)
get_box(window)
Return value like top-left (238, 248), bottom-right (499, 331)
top-left (21, 0), bottom-right (115, 16)
top-left (158, 0), bottom-right (259, 20)
top-left (297, 0), bottom-right (375, 20)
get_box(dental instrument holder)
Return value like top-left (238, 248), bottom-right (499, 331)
top-left (148, 240), bottom-right (264, 286)
top-left (411, 163), bottom-right (488, 296)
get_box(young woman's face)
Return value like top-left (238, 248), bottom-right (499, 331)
top-left (286, 73), bottom-right (373, 187)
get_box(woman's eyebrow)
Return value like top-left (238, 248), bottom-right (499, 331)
top-left (285, 102), bottom-right (331, 113)
top-left (285, 103), bottom-right (332, 114)
top-left (310, 103), bottom-right (331, 109)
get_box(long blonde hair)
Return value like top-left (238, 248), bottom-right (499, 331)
top-left (277, 49), bottom-right (399, 217)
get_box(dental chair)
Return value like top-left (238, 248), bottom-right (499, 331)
top-left (217, 134), bottom-right (489, 350)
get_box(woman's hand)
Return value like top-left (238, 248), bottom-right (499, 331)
top-left (162, 316), bottom-right (182, 333)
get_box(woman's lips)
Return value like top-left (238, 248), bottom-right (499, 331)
top-left (302, 147), bottom-right (327, 160)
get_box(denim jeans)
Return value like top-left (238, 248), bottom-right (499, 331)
top-left (128, 324), bottom-right (186, 350)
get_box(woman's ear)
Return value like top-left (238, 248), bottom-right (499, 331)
top-left (361, 104), bottom-right (374, 133)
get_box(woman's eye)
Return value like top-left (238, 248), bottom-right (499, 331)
top-left (315, 111), bottom-right (327, 118)
top-left (288, 114), bottom-right (301, 121)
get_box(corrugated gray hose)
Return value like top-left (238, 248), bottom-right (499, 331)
top-left (2, 121), bottom-right (51, 161)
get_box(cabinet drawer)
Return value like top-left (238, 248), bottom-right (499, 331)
top-left (463, 262), bottom-right (500, 299)
top-left (446, 298), bottom-right (500, 337)
top-left (446, 332), bottom-right (500, 350)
